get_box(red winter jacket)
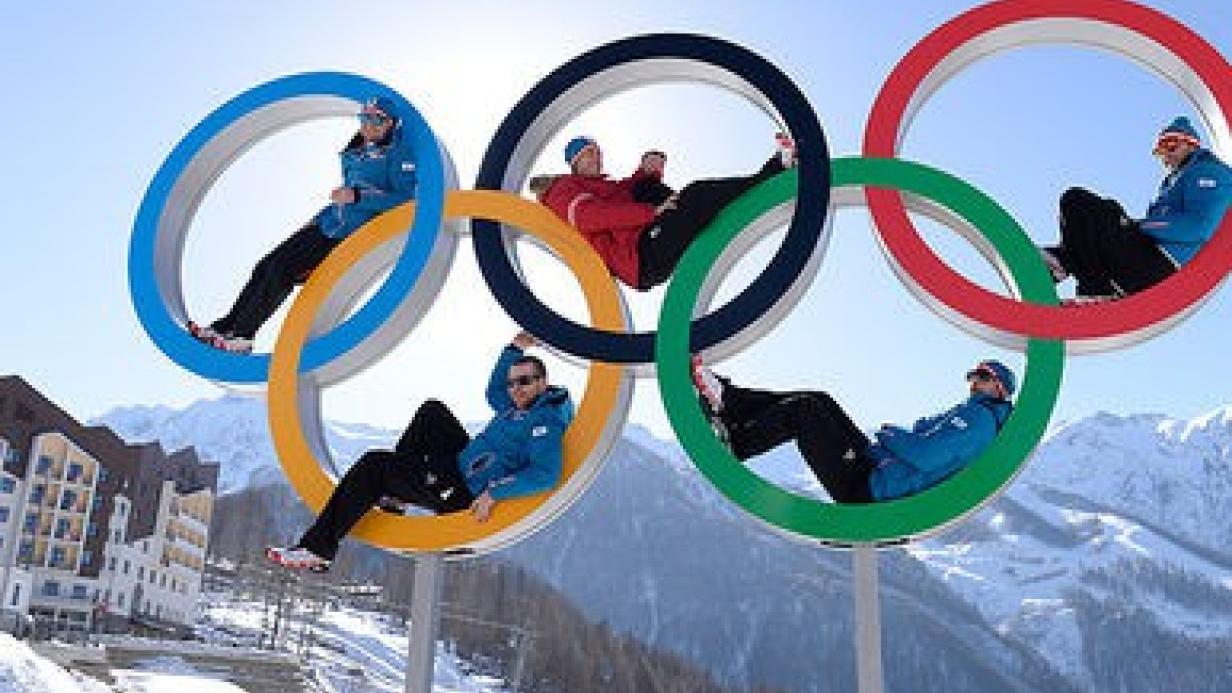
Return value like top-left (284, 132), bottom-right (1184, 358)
top-left (538, 170), bottom-right (659, 288)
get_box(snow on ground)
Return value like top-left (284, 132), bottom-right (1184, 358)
top-left (111, 657), bottom-right (246, 693)
top-left (203, 590), bottom-right (508, 692)
top-left (0, 634), bottom-right (110, 693)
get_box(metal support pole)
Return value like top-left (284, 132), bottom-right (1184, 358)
top-left (853, 546), bottom-right (884, 693)
top-left (405, 553), bottom-right (444, 693)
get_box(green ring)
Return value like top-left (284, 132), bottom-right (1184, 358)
top-left (655, 156), bottom-right (1064, 545)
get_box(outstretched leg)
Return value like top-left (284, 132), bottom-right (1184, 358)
top-left (211, 222), bottom-right (339, 339)
top-left (637, 155), bottom-right (787, 289)
top-left (722, 384), bottom-right (875, 504)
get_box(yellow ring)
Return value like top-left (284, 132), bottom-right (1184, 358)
top-left (268, 190), bottom-right (627, 552)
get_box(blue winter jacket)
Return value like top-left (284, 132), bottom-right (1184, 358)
top-left (867, 393), bottom-right (1011, 501)
top-left (458, 346), bottom-right (574, 501)
top-left (313, 126), bottom-right (418, 239)
top-left (1140, 148), bottom-right (1232, 264)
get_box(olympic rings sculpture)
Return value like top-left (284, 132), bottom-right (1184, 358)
top-left (129, 0), bottom-right (1231, 552)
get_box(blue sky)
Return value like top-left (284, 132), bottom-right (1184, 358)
top-left (2, 1), bottom-right (1230, 441)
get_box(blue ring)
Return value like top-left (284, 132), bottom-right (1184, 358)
top-left (474, 33), bottom-right (830, 364)
top-left (129, 72), bottom-right (445, 383)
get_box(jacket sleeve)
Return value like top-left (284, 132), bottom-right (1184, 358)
top-left (909, 412), bottom-right (947, 433)
top-left (486, 415), bottom-right (566, 501)
top-left (614, 168), bottom-right (657, 193)
top-left (349, 141), bottom-right (419, 214)
top-left (1140, 164), bottom-right (1232, 244)
top-left (484, 346), bottom-right (523, 412)
top-left (878, 402), bottom-right (998, 479)
top-left (542, 178), bottom-right (656, 239)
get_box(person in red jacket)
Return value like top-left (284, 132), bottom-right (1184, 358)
top-left (532, 134), bottom-right (796, 290)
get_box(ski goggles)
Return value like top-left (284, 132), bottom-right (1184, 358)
top-left (358, 111), bottom-right (392, 126)
top-left (1153, 133), bottom-right (1199, 155)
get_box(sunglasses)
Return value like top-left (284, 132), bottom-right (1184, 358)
top-left (358, 111), bottom-right (391, 126)
top-left (506, 374), bottom-right (543, 389)
top-left (966, 368), bottom-right (998, 384)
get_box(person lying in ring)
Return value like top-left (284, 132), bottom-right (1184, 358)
top-left (267, 331), bottom-right (572, 572)
top-left (529, 133), bottom-right (796, 290)
top-left (189, 96), bottom-right (419, 353)
top-left (1038, 116), bottom-right (1232, 305)
top-left (689, 357), bottom-right (1015, 503)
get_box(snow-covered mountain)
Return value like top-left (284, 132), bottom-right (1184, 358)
top-left (94, 398), bottom-right (1232, 693)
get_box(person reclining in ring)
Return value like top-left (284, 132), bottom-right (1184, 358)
top-left (689, 357), bottom-right (1015, 503)
top-left (267, 332), bottom-right (572, 572)
top-left (1038, 116), bottom-right (1232, 304)
top-left (189, 96), bottom-right (419, 353)
top-left (530, 133), bottom-right (797, 290)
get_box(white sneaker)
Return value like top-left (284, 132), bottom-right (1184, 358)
top-left (266, 546), bottom-right (330, 573)
top-left (1061, 295), bottom-right (1118, 307)
top-left (187, 321), bottom-right (222, 344)
top-left (690, 355), bottom-right (725, 414)
top-left (219, 335), bottom-right (254, 354)
top-left (775, 132), bottom-right (797, 169)
top-left (1038, 247), bottom-right (1069, 283)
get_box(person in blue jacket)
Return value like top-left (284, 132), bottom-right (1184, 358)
top-left (1039, 116), bottom-right (1232, 303)
top-left (189, 95), bottom-right (419, 353)
top-left (690, 357), bottom-right (1014, 503)
top-left (267, 332), bottom-right (572, 571)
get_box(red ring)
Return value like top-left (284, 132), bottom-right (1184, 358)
top-left (864, 0), bottom-right (1232, 342)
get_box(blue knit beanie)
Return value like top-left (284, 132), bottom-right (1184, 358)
top-left (565, 136), bottom-right (597, 165)
top-left (364, 96), bottom-right (399, 122)
top-left (1159, 116), bottom-right (1199, 142)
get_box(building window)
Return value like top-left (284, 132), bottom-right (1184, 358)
top-left (10, 583), bottom-right (20, 607)
top-left (160, 574), bottom-right (166, 588)
top-left (30, 485), bottom-right (44, 504)
top-left (22, 514), bottom-right (36, 533)
top-left (92, 496), bottom-right (103, 512)
top-left (71, 585), bottom-right (89, 600)
top-left (82, 550), bottom-right (92, 566)
top-left (87, 522), bottom-right (98, 538)
top-left (67, 463), bottom-right (83, 483)
top-left (35, 455), bottom-right (52, 475)
top-left (18, 542), bottom-right (33, 563)
top-left (108, 557), bottom-right (116, 571)
top-left (50, 547), bottom-right (66, 566)
top-left (0, 507), bottom-right (9, 523)
top-left (41, 581), bottom-right (60, 597)
top-left (149, 571), bottom-right (156, 585)
top-left (112, 529), bottom-right (121, 543)
top-left (117, 593), bottom-right (125, 608)
top-left (59, 489), bottom-right (77, 511)
top-left (54, 518), bottom-right (69, 539)
top-left (137, 566), bottom-right (144, 580)
top-left (123, 560), bottom-right (130, 575)
top-left (0, 476), bottom-right (14, 493)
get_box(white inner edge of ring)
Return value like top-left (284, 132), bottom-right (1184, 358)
top-left (893, 17), bottom-right (1232, 354)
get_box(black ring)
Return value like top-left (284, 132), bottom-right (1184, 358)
top-left (474, 33), bottom-right (830, 363)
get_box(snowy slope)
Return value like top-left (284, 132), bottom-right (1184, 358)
top-left (201, 592), bottom-right (507, 693)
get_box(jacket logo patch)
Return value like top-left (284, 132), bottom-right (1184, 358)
top-left (1198, 177), bottom-right (1217, 188)
top-left (532, 425), bottom-right (548, 437)
top-left (951, 417), bottom-right (968, 429)
top-left (401, 162), bottom-right (416, 172)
